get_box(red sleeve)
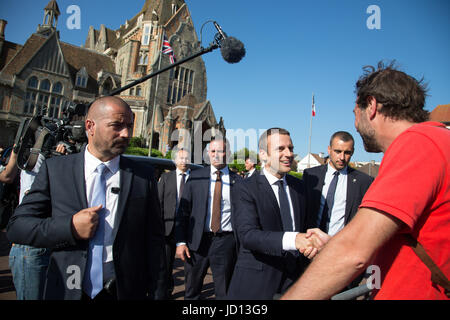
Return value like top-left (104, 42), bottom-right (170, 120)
top-left (360, 131), bottom-right (445, 230)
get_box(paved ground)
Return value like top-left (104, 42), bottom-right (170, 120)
top-left (0, 231), bottom-right (214, 300)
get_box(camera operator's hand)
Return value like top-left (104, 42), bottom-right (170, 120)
top-left (0, 144), bottom-right (19, 184)
top-left (55, 143), bottom-right (67, 155)
top-left (71, 205), bottom-right (102, 240)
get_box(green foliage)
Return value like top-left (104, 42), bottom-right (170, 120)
top-left (233, 148), bottom-right (259, 165)
top-left (124, 146), bottom-right (165, 158)
top-left (125, 146), bottom-right (148, 156)
top-left (165, 150), bottom-right (173, 160)
top-left (151, 148), bottom-right (164, 158)
top-left (129, 136), bottom-right (146, 148)
top-left (229, 159), bottom-right (246, 173)
top-left (288, 171), bottom-right (303, 179)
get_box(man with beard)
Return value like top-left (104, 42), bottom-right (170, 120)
top-left (7, 96), bottom-right (167, 300)
top-left (282, 61), bottom-right (450, 300)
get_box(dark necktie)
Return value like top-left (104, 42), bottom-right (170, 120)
top-left (83, 163), bottom-right (108, 298)
top-left (320, 171), bottom-right (340, 233)
top-left (178, 173), bottom-right (186, 202)
top-left (211, 170), bottom-right (222, 233)
top-left (277, 180), bottom-right (293, 231)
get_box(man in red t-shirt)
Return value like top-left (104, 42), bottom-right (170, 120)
top-left (282, 61), bottom-right (449, 300)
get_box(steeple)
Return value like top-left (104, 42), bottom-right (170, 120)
top-left (37, 0), bottom-right (60, 37)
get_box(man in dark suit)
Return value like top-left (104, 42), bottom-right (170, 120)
top-left (175, 138), bottom-right (242, 300)
top-left (7, 96), bottom-right (166, 300)
top-left (244, 156), bottom-right (258, 178)
top-left (227, 128), bottom-right (328, 300)
top-left (303, 131), bottom-right (374, 236)
top-left (157, 148), bottom-right (191, 299)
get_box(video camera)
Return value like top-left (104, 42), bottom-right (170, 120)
top-left (14, 103), bottom-right (88, 171)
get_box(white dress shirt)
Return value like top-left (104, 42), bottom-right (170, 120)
top-left (205, 166), bottom-right (232, 232)
top-left (19, 153), bottom-right (45, 204)
top-left (84, 146), bottom-right (120, 282)
top-left (319, 164), bottom-right (348, 236)
top-left (247, 168), bottom-right (256, 177)
top-left (262, 168), bottom-right (298, 251)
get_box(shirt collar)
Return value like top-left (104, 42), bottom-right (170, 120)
top-left (210, 165), bottom-right (229, 176)
top-left (327, 163), bottom-right (348, 176)
top-left (262, 167), bottom-right (287, 185)
top-left (176, 168), bottom-right (190, 176)
top-left (85, 145), bottom-right (120, 176)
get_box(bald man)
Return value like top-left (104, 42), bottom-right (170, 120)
top-left (7, 96), bottom-right (167, 300)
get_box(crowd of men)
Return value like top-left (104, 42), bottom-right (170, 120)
top-left (1, 62), bottom-right (449, 300)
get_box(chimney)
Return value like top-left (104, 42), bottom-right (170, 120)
top-left (0, 19), bottom-right (7, 40)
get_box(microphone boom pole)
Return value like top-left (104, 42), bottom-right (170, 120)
top-left (108, 42), bottom-right (219, 97)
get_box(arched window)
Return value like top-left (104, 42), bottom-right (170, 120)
top-left (28, 76), bottom-right (38, 88)
top-left (40, 79), bottom-right (51, 91)
top-left (52, 82), bottom-right (63, 94)
top-left (136, 86), bottom-right (142, 96)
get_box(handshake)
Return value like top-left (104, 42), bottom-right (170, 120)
top-left (295, 228), bottom-right (331, 259)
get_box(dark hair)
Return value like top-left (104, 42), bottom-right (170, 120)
top-left (330, 131), bottom-right (354, 148)
top-left (355, 61), bottom-right (429, 123)
top-left (258, 128), bottom-right (291, 152)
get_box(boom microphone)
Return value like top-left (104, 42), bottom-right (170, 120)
top-left (213, 21), bottom-right (246, 64)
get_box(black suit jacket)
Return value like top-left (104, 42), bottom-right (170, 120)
top-left (227, 173), bottom-right (307, 300)
top-left (303, 165), bottom-right (374, 230)
top-left (158, 170), bottom-right (185, 237)
top-left (7, 151), bottom-right (166, 300)
top-left (175, 166), bottom-right (242, 252)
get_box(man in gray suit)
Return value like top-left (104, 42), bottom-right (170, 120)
top-left (303, 131), bottom-right (373, 236)
top-left (157, 148), bottom-right (191, 299)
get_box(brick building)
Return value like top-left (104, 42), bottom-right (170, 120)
top-left (0, 0), bottom-right (224, 156)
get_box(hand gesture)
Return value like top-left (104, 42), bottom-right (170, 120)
top-left (175, 244), bottom-right (191, 262)
top-left (71, 205), bottom-right (103, 240)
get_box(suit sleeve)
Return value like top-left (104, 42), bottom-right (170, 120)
top-left (302, 169), bottom-right (316, 229)
top-left (6, 160), bottom-right (76, 248)
top-left (146, 171), bottom-right (167, 300)
top-left (157, 173), bottom-right (165, 219)
top-left (234, 181), bottom-right (285, 257)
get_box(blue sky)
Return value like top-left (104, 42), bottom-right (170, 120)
top-left (1, 0), bottom-right (449, 162)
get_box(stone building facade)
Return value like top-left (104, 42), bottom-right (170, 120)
top-left (0, 0), bottom-right (224, 156)
top-left (82, 0), bottom-right (224, 154)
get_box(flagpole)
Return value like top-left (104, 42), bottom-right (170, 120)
top-left (307, 93), bottom-right (314, 169)
top-left (148, 27), bottom-right (164, 157)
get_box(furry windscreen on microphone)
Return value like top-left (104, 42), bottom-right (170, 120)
top-left (220, 37), bottom-right (246, 63)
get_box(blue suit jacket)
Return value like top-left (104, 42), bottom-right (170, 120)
top-left (175, 165), bottom-right (242, 251)
top-left (7, 150), bottom-right (166, 300)
top-left (226, 172), bottom-right (307, 299)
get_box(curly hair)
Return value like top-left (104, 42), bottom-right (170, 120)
top-left (355, 61), bottom-right (429, 123)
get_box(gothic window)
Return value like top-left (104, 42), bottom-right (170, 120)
top-left (24, 76), bottom-right (64, 117)
top-left (139, 52), bottom-right (148, 65)
top-left (142, 24), bottom-right (153, 45)
top-left (48, 96), bottom-right (61, 118)
top-left (75, 67), bottom-right (88, 88)
top-left (52, 82), bottom-right (63, 94)
top-left (28, 76), bottom-right (38, 89)
top-left (40, 79), bottom-right (51, 91)
top-left (166, 66), bottom-right (195, 105)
